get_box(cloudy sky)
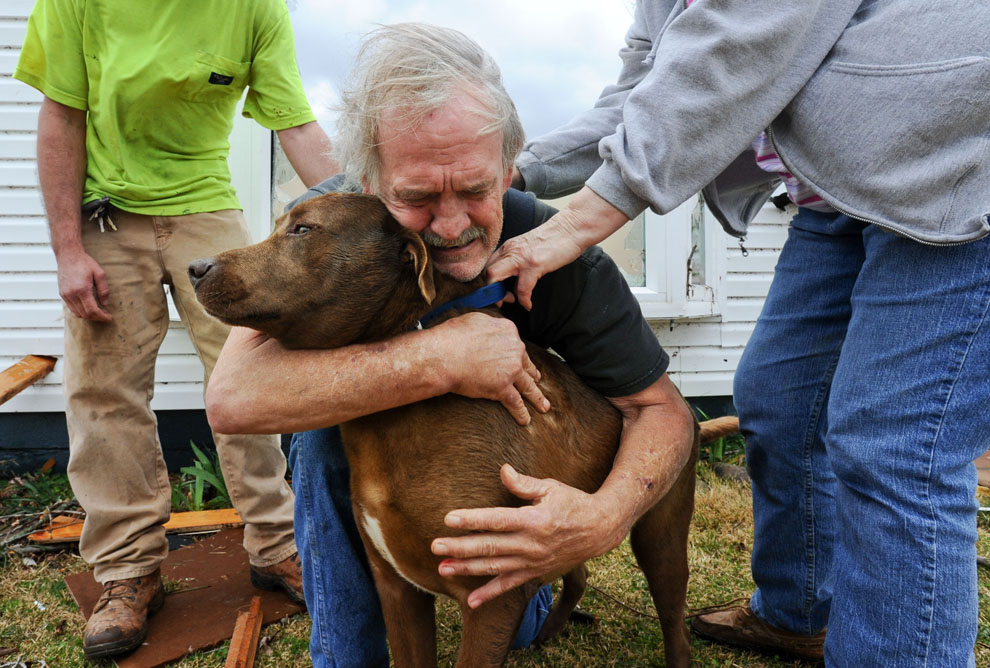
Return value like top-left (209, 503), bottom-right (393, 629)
top-left (286, 0), bottom-right (636, 140)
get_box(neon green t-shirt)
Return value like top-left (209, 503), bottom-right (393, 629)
top-left (14, 0), bottom-right (316, 215)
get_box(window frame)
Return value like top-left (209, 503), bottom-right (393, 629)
top-left (628, 194), bottom-right (726, 319)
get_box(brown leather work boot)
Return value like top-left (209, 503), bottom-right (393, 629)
top-left (691, 603), bottom-right (825, 663)
top-left (250, 551), bottom-right (306, 607)
top-left (83, 569), bottom-right (165, 658)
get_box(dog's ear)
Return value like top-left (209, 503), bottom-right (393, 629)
top-left (399, 230), bottom-right (436, 304)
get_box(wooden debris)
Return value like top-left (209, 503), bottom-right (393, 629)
top-left (976, 450), bottom-right (990, 490)
top-left (28, 508), bottom-right (243, 543)
top-left (225, 596), bottom-right (263, 668)
top-left (0, 355), bottom-right (56, 406)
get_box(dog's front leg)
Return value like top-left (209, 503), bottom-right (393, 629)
top-left (454, 581), bottom-right (540, 668)
top-left (364, 547), bottom-right (438, 667)
top-left (629, 446), bottom-right (698, 668)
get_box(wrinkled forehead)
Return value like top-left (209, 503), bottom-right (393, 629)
top-left (374, 92), bottom-right (505, 188)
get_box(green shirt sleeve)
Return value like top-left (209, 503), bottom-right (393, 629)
top-left (241, 2), bottom-right (315, 131)
top-left (13, 0), bottom-right (88, 109)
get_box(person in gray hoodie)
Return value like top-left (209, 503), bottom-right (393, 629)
top-left (478, 1), bottom-right (990, 665)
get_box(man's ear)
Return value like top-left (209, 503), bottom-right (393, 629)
top-left (399, 229), bottom-right (436, 304)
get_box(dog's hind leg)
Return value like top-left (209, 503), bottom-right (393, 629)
top-left (532, 565), bottom-right (587, 646)
top-left (629, 454), bottom-right (697, 668)
top-left (365, 551), bottom-right (438, 668)
top-left (454, 582), bottom-right (538, 668)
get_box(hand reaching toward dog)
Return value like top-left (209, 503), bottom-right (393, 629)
top-left (436, 312), bottom-right (550, 426)
top-left (485, 187), bottom-right (630, 310)
top-left (431, 464), bottom-right (628, 609)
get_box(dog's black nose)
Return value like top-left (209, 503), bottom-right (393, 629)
top-left (187, 257), bottom-right (215, 288)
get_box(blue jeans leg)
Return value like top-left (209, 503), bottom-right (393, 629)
top-left (734, 209), bottom-right (862, 635)
top-left (289, 427), bottom-right (388, 668)
top-left (823, 224), bottom-right (989, 667)
top-left (736, 208), bottom-right (990, 666)
top-left (290, 427), bottom-right (553, 665)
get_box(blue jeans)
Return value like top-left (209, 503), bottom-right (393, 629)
top-left (289, 427), bottom-right (553, 668)
top-left (734, 209), bottom-right (989, 667)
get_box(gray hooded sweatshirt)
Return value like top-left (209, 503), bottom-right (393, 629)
top-left (515, 0), bottom-right (990, 245)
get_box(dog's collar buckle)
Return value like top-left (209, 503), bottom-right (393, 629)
top-left (418, 281), bottom-right (508, 328)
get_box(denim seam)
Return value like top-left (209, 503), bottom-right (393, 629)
top-left (799, 346), bottom-right (842, 636)
top-left (917, 276), bottom-right (990, 668)
top-left (299, 460), bottom-right (334, 666)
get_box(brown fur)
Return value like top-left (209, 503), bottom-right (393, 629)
top-left (190, 192), bottom-right (738, 668)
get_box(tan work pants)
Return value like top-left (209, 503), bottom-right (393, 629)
top-left (63, 209), bottom-right (295, 583)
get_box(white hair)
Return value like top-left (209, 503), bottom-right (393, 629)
top-left (333, 23), bottom-right (525, 191)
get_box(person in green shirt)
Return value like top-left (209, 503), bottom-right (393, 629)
top-left (14, 0), bottom-right (338, 658)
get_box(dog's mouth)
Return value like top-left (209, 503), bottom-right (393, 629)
top-left (222, 308), bottom-right (284, 325)
top-left (195, 288), bottom-right (284, 328)
top-left (206, 301), bottom-right (284, 328)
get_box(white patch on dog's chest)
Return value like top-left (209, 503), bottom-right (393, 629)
top-left (359, 505), bottom-right (443, 597)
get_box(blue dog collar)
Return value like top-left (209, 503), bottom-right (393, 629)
top-left (418, 281), bottom-right (508, 327)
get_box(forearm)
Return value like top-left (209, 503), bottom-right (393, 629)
top-left (207, 325), bottom-right (453, 434)
top-left (276, 121), bottom-right (338, 188)
top-left (37, 97), bottom-right (87, 259)
top-left (595, 374), bottom-right (696, 540)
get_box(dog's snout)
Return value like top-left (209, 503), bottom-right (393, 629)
top-left (187, 257), bottom-right (215, 288)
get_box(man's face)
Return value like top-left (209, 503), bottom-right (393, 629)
top-left (369, 91), bottom-right (512, 282)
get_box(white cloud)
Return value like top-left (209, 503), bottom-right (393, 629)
top-left (289, 0), bottom-right (636, 138)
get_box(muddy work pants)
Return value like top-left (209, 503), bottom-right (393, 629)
top-left (64, 208), bottom-right (295, 583)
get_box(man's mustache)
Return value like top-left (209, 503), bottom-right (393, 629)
top-left (421, 226), bottom-right (486, 249)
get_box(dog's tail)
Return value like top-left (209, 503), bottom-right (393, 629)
top-left (698, 415), bottom-right (740, 444)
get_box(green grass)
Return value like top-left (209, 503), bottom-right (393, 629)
top-left (2, 465), bottom-right (989, 666)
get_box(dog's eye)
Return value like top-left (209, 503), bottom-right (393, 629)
top-left (289, 224), bottom-right (312, 236)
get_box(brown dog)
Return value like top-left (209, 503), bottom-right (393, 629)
top-left (189, 192), bottom-right (738, 667)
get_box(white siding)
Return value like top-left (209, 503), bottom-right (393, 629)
top-left (659, 203), bottom-right (791, 397)
top-left (0, 7), bottom-right (271, 413)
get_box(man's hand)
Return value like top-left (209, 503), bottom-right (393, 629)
top-left (57, 249), bottom-right (112, 322)
top-left (431, 463), bottom-right (625, 609)
top-left (436, 312), bottom-right (550, 426)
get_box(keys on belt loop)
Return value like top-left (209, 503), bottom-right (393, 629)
top-left (81, 196), bottom-right (117, 232)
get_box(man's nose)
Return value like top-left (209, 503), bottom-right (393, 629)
top-left (428, 198), bottom-right (471, 240)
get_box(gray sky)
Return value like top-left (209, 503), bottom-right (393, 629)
top-left (287, 0), bottom-right (636, 140)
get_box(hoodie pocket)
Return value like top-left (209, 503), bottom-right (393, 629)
top-left (783, 56), bottom-right (990, 236)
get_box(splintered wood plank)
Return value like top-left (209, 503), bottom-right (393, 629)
top-left (0, 354), bottom-right (56, 405)
top-left (977, 450), bottom-right (990, 490)
top-left (225, 596), bottom-right (263, 668)
top-left (28, 508), bottom-right (244, 543)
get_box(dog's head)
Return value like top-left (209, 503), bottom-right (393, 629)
top-left (189, 192), bottom-right (438, 349)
